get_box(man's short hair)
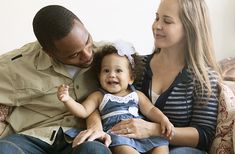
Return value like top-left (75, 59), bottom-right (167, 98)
top-left (33, 5), bottom-right (82, 50)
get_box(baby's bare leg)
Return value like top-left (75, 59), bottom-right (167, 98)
top-left (149, 145), bottom-right (169, 154)
top-left (111, 145), bottom-right (140, 154)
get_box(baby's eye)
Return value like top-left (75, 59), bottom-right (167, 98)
top-left (116, 69), bottom-right (123, 73)
top-left (104, 69), bottom-right (109, 73)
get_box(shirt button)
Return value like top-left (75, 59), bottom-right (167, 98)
top-left (76, 85), bottom-right (79, 89)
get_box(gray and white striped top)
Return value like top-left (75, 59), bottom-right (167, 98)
top-left (134, 55), bottom-right (220, 151)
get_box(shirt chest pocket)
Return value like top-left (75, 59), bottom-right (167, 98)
top-left (13, 72), bottom-right (71, 107)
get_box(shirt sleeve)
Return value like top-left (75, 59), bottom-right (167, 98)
top-left (191, 69), bottom-right (220, 150)
top-left (0, 57), bottom-right (16, 106)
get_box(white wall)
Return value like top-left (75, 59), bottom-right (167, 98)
top-left (0, 0), bottom-right (234, 60)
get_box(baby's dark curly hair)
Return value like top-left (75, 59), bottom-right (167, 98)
top-left (92, 44), bottom-right (144, 82)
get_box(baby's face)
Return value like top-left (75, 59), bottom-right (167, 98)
top-left (99, 53), bottom-right (134, 96)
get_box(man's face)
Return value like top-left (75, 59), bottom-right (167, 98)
top-left (48, 20), bottom-right (94, 68)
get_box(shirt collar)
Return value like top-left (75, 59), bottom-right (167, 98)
top-left (35, 48), bottom-right (53, 71)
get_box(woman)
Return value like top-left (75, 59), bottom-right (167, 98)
top-left (110, 0), bottom-right (221, 153)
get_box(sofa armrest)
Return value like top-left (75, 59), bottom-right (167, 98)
top-left (219, 57), bottom-right (235, 81)
top-left (210, 82), bottom-right (235, 154)
top-left (233, 121), bottom-right (235, 153)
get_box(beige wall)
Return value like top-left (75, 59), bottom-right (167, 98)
top-left (0, 0), bottom-right (234, 60)
top-left (206, 0), bottom-right (235, 60)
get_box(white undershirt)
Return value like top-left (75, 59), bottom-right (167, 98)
top-left (151, 90), bottom-right (160, 105)
top-left (64, 65), bottom-right (80, 78)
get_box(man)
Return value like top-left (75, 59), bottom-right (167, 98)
top-left (0, 5), bottom-right (111, 154)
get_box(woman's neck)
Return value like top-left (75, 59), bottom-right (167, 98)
top-left (153, 48), bottom-right (185, 70)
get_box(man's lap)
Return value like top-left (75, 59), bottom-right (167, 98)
top-left (0, 131), bottom-right (111, 154)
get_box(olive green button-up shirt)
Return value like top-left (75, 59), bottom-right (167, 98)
top-left (0, 41), bottom-right (100, 144)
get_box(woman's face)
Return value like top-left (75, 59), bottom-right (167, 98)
top-left (152, 0), bottom-right (186, 50)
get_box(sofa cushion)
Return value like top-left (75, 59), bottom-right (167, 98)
top-left (0, 104), bottom-right (10, 136)
top-left (224, 81), bottom-right (235, 94)
top-left (219, 57), bottom-right (235, 81)
top-left (0, 104), bottom-right (9, 122)
top-left (210, 83), bottom-right (235, 154)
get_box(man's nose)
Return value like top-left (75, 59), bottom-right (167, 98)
top-left (80, 48), bottom-right (92, 61)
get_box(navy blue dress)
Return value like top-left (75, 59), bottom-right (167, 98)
top-left (99, 90), bottom-right (169, 153)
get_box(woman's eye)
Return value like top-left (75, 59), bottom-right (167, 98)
top-left (164, 20), bottom-right (172, 24)
top-left (155, 16), bottom-right (159, 21)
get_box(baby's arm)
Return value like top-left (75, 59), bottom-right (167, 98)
top-left (137, 90), bottom-right (174, 139)
top-left (57, 84), bottom-right (101, 118)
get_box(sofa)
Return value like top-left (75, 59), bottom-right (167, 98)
top-left (0, 57), bottom-right (235, 154)
top-left (210, 57), bottom-right (235, 154)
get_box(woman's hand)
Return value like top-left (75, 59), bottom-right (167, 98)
top-left (109, 118), bottom-right (161, 139)
top-left (72, 129), bottom-right (111, 148)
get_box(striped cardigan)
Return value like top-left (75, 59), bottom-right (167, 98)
top-left (134, 55), bottom-right (220, 151)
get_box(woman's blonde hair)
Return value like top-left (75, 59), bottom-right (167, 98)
top-left (178, 0), bottom-right (221, 98)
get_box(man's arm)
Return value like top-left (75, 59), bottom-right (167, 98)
top-left (72, 110), bottom-right (111, 147)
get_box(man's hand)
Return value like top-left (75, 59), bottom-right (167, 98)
top-left (72, 129), bottom-right (111, 148)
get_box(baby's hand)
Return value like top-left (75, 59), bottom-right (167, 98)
top-left (57, 84), bottom-right (71, 102)
top-left (160, 116), bottom-right (174, 140)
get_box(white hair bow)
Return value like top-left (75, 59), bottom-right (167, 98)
top-left (113, 39), bottom-right (135, 68)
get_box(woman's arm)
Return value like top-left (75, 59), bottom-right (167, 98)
top-left (110, 118), bottom-right (162, 139)
top-left (170, 127), bottom-right (199, 147)
top-left (110, 118), bottom-right (199, 147)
